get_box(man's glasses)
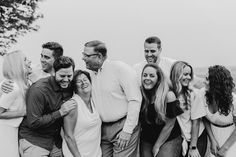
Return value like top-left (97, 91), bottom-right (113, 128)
top-left (82, 52), bottom-right (99, 58)
top-left (144, 49), bottom-right (156, 53)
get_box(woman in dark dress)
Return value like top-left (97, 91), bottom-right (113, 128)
top-left (139, 63), bottom-right (183, 157)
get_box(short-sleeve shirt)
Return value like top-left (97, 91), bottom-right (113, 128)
top-left (0, 81), bottom-right (25, 127)
top-left (191, 88), bottom-right (207, 120)
top-left (192, 87), bottom-right (236, 125)
top-left (177, 89), bottom-right (205, 141)
top-left (140, 100), bottom-right (183, 145)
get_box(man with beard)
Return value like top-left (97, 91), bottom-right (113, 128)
top-left (18, 56), bottom-right (77, 157)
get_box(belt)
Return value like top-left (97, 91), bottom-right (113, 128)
top-left (211, 122), bottom-right (234, 128)
top-left (102, 116), bottom-right (126, 125)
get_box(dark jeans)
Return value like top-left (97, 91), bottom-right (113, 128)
top-left (140, 136), bottom-right (182, 157)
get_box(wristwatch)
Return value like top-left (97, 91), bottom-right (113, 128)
top-left (190, 146), bottom-right (197, 150)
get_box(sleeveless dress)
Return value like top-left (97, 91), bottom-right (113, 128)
top-left (62, 94), bottom-right (102, 157)
top-left (193, 88), bottom-right (236, 157)
top-left (205, 105), bottom-right (236, 157)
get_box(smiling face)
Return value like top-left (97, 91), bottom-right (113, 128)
top-left (82, 46), bottom-right (101, 72)
top-left (144, 43), bottom-right (161, 64)
top-left (179, 65), bottom-right (192, 87)
top-left (142, 66), bottom-right (158, 90)
top-left (75, 73), bottom-right (92, 95)
top-left (55, 66), bottom-right (73, 89)
top-left (40, 48), bottom-right (55, 73)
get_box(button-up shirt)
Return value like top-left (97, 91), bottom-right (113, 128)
top-left (19, 76), bottom-right (73, 151)
top-left (90, 59), bottom-right (142, 134)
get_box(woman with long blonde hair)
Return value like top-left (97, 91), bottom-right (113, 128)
top-left (0, 50), bottom-right (31, 157)
top-left (139, 63), bottom-right (183, 157)
top-left (170, 61), bottom-right (207, 157)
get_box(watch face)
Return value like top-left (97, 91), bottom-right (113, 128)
top-left (191, 146), bottom-right (197, 150)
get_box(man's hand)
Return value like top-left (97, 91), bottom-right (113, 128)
top-left (59, 99), bottom-right (77, 117)
top-left (116, 130), bottom-right (131, 150)
top-left (1, 80), bottom-right (14, 93)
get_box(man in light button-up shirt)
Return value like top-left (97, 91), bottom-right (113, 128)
top-left (82, 40), bottom-right (142, 157)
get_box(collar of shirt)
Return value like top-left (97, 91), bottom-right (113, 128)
top-left (93, 59), bottom-right (110, 75)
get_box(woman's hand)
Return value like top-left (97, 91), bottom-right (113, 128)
top-left (152, 145), bottom-right (159, 157)
top-left (210, 138), bottom-right (220, 156)
top-left (216, 148), bottom-right (226, 157)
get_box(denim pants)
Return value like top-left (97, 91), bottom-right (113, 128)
top-left (101, 117), bottom-right (140, 157)
top-left (140, 136), bottom-right (182, 157)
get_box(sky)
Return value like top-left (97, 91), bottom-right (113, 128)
top-left (8, 0), bottom-right (236, 69)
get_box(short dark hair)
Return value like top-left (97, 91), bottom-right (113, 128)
top-left (42, 42), bottom-right (63, 59)
top-left (72, 69), bottom-right (91, 93)
top-left (145, 36), bottom-right (161, 49)
top-left (53, 56), bottom-right (75, 72)
top-left (84, 40), bottom-right (107, 57)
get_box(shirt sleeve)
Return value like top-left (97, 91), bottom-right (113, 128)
top-left (116, 62), bottom-right (142, 134)
top-left (0, 82), bottom-right (19, 109)
top-left (166, 100), bottom-right (183, 119)
top-left (191, 88), bottom-right (207, 120)
top-left (26, 86), bottom-right (61, 130)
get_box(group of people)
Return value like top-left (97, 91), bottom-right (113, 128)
top-left (0, 36), bottom-right (235, 157)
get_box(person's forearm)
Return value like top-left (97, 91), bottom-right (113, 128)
top-left (203, 118), bottom-right (216, 143)
top-left (65, 135), bottom-right (81, 157)
top-left (27, 110), bottom-right (61, 130)
top-left (122, 100), bottom-right (141, 133)
top-left (190, 119), bottom-right (200, 147)
top-left (154, 118), bottom-right (176, 148)
top-left (0, 110), bottom-right (25, 119)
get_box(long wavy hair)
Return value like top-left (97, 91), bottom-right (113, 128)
top-left (170, 61), bottom-right (193, 110)
top-left (141, 63), bottom-right (169, 124)
top-left (205, 65), bottom-right (235, 116)
top-left (2, 50), bottom-right (29, 98)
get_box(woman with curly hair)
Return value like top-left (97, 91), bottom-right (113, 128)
top-left (139, 63), bottom-right (183, 157)
top-left (192, 65), bottom-right (236, 157)
top-left (170, 61), bottom-right (207, 157)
